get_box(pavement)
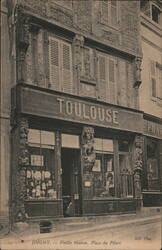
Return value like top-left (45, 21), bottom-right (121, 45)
top-left (0, 207), bottom-right (161, 243)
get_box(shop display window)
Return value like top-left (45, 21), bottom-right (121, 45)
top-left (26, 129), bottom-right (56, 200)
top-left (93, 138), bottom-right (115, 197)
top-left (147, 139), bottom-right (159, 190)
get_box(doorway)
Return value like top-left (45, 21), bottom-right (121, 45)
top-left (61, 148), bottom-right (82, 217)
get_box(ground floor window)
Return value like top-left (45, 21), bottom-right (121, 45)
top-left (26, 129), bottom-right (56, 200)
top-left (93, 138), bottom-right (115, 197)
top-left (146, 138), bottom-right (159, 190)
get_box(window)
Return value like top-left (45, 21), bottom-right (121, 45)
top-left (27, 129), bottom-right (56, 200)
top-left (98, 53), bottom-right (117, 104)
top-left (152, 4), bottom-right (161, 24)
top-left (140, 1), bottom-right (161, 25)
top-left (101, 0), bottom-right (119, 27)
top-left (93, 138), bottom-right (115, 198)
top-left (48, 36), bottom-right (73, 94)
top-left (146, 139), bottom-right (159, 190)
top-left (150, 60), bottom-right (162, 100)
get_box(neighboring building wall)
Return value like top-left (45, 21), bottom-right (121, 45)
top-left (0, 0), bottom-right (11, 234)
top-left (140, 7), bottom-right (162, 118)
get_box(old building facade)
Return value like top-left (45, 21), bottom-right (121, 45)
top-left (0, 0), bottom-right (161, 233)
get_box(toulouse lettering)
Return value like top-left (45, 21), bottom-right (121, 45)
top-left (57, 98), bottom-right (119, 125)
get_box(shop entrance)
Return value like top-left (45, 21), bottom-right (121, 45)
top-left (61, 148), bottom-right (82, 217)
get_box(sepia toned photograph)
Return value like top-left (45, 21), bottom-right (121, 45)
top-left (0, 0), bottom-right (162, 249)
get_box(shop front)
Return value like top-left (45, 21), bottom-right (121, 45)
top-left (142, 117), bottom-right (162, 206)
top-left (11, 84), bottom-right (144, 221)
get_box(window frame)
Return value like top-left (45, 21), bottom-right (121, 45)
top-left (150, 60), bottom-right (162, 102)
top-left (48, 35), bottom-right (73, 94)
top-left (97, 51), bottom-right (117, 104)
top-left (100, 0), bottom-right (119, 29)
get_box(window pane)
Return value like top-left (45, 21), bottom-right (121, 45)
top-left (41, 131), bottom-right (55, 145)
top-left (31, 155), bottom-right (44, 166)
top-left (28, 129), bottom-right (40, 144)
top-left (94, 138), bottom-right (113, 152)
top-left (61, 134), bottom-right (80, 148)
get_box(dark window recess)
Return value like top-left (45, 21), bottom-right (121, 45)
top-left (152, 5), bottom-right (161, 24)
top-left (147, 139), bottom-right (159, 191)
top-left (118, 140), bottom-right (130, 152)
top-left (151, 78), bottom-right (156, 97)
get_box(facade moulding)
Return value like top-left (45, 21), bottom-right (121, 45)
top-left (141, 14), bottom-right (162, 37)
top-left (142, 36), bottom-right (162, 52)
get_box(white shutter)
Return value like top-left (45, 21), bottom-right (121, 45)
top-left (98, 54), bottom-right (107, 101)
top-left (48, 37), bottom-right (60, 91)
top-left (108, 58), bottom-right (117, 104)
top-left (61, 41), bottom-right (73, 94)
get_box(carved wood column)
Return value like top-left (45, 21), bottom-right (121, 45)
top-left (72, 34), bottom-right (84, 95)
top-left (14, 118), bottom-right (29, 222)
top-left (133, 135), bottom-right (144, 209)
top-left (81, 126), bottom-right (96, 200)
top-left (16, 8), bottom-right (30, 83)
top-left (55, 131), bottom-right (62, 200)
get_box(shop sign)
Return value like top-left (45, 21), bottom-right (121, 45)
top-left (144, 120), bottom-right (162, 139)
top-left (18, 86), bottom-right (143, 133)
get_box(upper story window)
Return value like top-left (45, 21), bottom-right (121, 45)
top-left (150, 60), bottom-right (162, 101)
top-left (140, 0), bottom-right (162, 25)
top-left (98, 52), bottom-right (117, 104)
top-left (48, 36), bottom-right (73, 94)
top-left (101, 0), bottom-right (119, 28)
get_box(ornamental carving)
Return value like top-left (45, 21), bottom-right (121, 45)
top-left (133, 135), bottom-right (143, 199)
top-left (18, 118), bottom-right (29, 166)
top-left (73, 34), bottom-right (84, 75)
top-left (134, 57), bottom-right (142, 88)
top-left (82, 126), bottom-right (96, 173)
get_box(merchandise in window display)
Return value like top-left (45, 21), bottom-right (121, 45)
top-left (26, 169), bottom-right (56, 200)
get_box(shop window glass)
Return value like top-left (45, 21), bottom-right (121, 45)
top-left (94, 138), bottom-right (113, 152)
top-left (147, 139), bottom-right (159, 190)
top-left (93, 152), bottom-right (115, 198)
top-left (27, 129), bottom-right (56, 200)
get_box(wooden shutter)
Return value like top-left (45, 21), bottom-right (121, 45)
top-left (150, 60), bottom-right (157, 98)
top-left (48, 37), bottom-right (60, 90)
top-left (157, 67), bottom-right (162, 100)
top-left (108, 58), bottom-right (117, 104)
top-left (101, 0), bottom-right (109, 23)
top-left (61, 41), bottom-right (73, 94)
top-left (98, 54), bottom-right (107, 101)
top-left (110, 0), bottom-right (118, 27)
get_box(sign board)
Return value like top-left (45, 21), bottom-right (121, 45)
top-left (144, 119), bottom-right (162, 139)
top-left (17, 85), bottom-right (143, 133)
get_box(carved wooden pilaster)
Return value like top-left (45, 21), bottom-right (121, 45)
top-left (15, 118), bottom-right (29, 222)
top-left (133, 135), bottom-right (144, 199)
top-left (134, 56), bottom-right (142, 88)
top-left (55, 131), bottom-right (62, 200)
top-left (81, 126), bottom-right (95, 174)
top-left (73, 34), bottom-right (84, 94)
top-left (16, 7), bottom-right (31, 82)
